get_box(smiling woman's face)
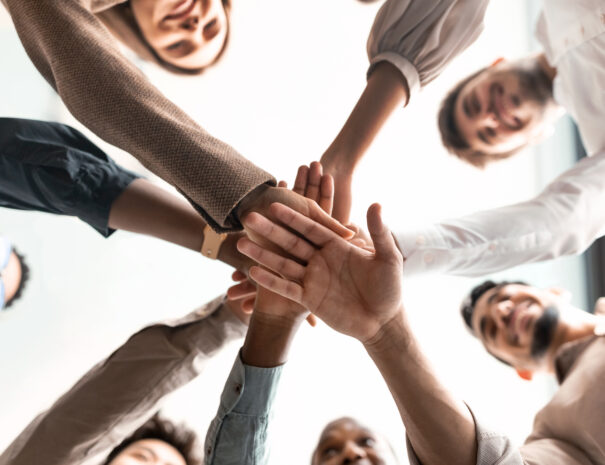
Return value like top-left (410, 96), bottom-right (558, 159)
top-left (130, 0), bottom-right (228, 71)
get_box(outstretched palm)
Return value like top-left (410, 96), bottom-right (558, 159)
top-left (238, 202), bottom-right (404, 343)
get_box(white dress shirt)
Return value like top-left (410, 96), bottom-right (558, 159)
top-left (395, 0), bottom-right (605, 277)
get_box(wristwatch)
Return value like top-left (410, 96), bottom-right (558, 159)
top-left (201, 224), bottom-right (228, 260)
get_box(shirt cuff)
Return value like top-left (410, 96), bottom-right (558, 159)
top-left (368, 52), bottom-right (420, 103)
top-left (405, 404), bottom-right (523, 465)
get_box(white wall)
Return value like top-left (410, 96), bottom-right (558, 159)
top-left (0, 1), bottom-right (587, 463)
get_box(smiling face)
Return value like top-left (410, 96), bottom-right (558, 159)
top-left (108, 439), bottom-right (186, 465)
top-left (130, 0), bottom-right (229, 71)
top-left (471, 283), bottom-right (563, 372)
top-left (445, 56), bottom-right (560, 165)
top-left (312, 418), bottom-right (397, 465)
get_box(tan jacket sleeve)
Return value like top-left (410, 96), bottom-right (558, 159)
top-left (1, 0), bottom-right (275, 232)
top-left (0, 295), bottom-right (247, 465)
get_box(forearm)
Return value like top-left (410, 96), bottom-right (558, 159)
top-left (108, 179), bottom-right (247, 269)
top-left (321, 61), bottom-right (409, 174)
top-left (241, 312), bottom-right (302, 368)
top-left (365, 311), bottom-right (476, 465)
top-left (3, 0), bottom-right (273, 231)
top-left (0, 297), bottom-right (246, 465)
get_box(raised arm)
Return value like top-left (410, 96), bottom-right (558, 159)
top-left (0, 296), bottom-right (247, 465)
top-left (321, 0), bottom-right (489, 223)
top-left (235, 204), bottom-right (528, 465)
top-left (395, 150), bottom-right (605, 277)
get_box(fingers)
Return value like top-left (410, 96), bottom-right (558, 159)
top-left (366, 203), bottom-right (398, 260)
top-left (241, 212), bottom-right (316, 261)
top-left (227, 278), bottom-right (257, 300)
top-left (293, 165), bottom-right (309, 196)
top-left (304, 161), bottom-right (322, 203)
top-left (249, 266), bottom-right (304, 304)
top-left (277, 180), bottom-right (288, 188)
top-left (306, 314), bottom-right (317, 327)
top-left (269, 203), bottom-right (342, 246)
top-left (238, 237), bottom-right (307, 281)
top-left (318, 173), bottom-right (334, 215)
top-left (242, 297), bottom-right (255, 313)
top-left (231, 270), bottom-right (247, 282)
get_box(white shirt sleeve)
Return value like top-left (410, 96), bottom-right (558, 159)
top-left (396, 150), bottom-right (605, 277)
top-left (367, 0), bottom-right (488, 101)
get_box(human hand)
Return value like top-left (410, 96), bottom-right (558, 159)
top-left (230, 163), bottom-right (334, 325)
top-left (237, 178), bottom-right (352, 243)
top-left (223, 271), bottom-right (254, 325)
top-left (323, 165), bottom-right (353, 225)
top-left (237, 202), bottom-right (404, 344)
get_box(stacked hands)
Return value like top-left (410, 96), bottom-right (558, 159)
top-left (227, 161), bottom-right (406, 347)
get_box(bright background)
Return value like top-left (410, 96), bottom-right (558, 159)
top-left (0, 1), bottom-right (588, 463)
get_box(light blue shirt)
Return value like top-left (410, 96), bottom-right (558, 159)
top-left (204, 354), bottom-right (283, 465)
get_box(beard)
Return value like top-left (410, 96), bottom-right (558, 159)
top-left (530, 305), bottom-right (559, 359)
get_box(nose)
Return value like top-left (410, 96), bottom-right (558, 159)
top-left (494, 299), bottom-right (513, 329)
top-left (341, 441), bottom-right (367, 463)
top-left (180, 14), bottom-right (200, 31)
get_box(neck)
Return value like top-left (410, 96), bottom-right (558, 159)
top-left (537, 53), bottom-right (557, 83)
top-left (546, 308), bottom-right (597, 371)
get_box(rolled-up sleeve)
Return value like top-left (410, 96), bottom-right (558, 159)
top-left (367, 0), bottom-right (488, 101)
top-left (0, 295), bottom-right (247, 465)
top-left (406, 406), bottom-right (523, 465)
top-left (205, 356), bottom-right (283, 465)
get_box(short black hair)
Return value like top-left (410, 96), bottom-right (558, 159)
top-left (460, 280), bottom-right (529, 368)
top-left (104, 414), bottom-right (201, 465)
top-left (4, 246), bottom-right (30, 309)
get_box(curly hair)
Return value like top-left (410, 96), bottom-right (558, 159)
top-left (4, 246), bottom-right (31, 309)
top-left (104, 414), bottom-right (201, 465)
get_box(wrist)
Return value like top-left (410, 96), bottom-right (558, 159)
top-left (217, 232), bottom-right (251, 271)
top-left (363, 306), bottom-right (410, 354)
top-left (236, 183), bottom-right (271, 219)
top-left (241, 312), bottom-right (303, 368)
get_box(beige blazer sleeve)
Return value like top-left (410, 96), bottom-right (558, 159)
top-left (0, 296), bottom-right (247, 465)
top-left (1, 0), bottom-right (275, 232)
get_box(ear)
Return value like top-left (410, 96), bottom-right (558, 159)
top-left (547, 286), bottom-right (572, 302)
top-left (490, 57), bottom-right (506, 67)
top-left (516, 368), bottom-right (533, 381)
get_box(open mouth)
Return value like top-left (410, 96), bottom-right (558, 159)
top-left (489, 83), bottom-right (522, 130)
top-left (164, 0), bottom-right (197, 21)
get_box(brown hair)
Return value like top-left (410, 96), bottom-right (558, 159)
top-left (437, 67), bottom-right (521, 169)
top-left (98, 0), bottom-right (231, 76)
top-left (104, 414), bottom-right (201, 465)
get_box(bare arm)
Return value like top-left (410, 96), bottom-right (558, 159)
top-left (321, 62), bottom-right (409, 223)
top-left (365, 312), bottom-right (476, 465)
top-left (108, 178), bottom-right (246, 270)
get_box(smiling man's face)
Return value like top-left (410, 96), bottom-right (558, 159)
top-left (471, 283), bottom-right (562, 371)
top-left (452, 57), bottom-right (557, 157)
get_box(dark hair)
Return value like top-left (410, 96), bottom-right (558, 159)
top-left (4, 246), bottom-right (30, 309)
top-left (437, 67), bottom-right (521, 168)
top-left (460, 280), bottom-right (528, 367)
top-left (104, 414), bottom-right (201, 465)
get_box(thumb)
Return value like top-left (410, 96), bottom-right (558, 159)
top-left (366, 203), bottom-right (398, 260)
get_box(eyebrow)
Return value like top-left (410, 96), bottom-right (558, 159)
top-left (137, 446), bottom-right (158, 459)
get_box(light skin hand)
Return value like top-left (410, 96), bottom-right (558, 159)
top-left (321, 61), bottom-right (410, 224)
top-left (240, 163), bottom-right (335, 367)
top-left (238, 202), bottom-right (477, 465)
top-left (237, 202), bottom-right (404, 344)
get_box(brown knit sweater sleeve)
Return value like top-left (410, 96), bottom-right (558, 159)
top-left (2, 0), bottom-right (275, 232)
